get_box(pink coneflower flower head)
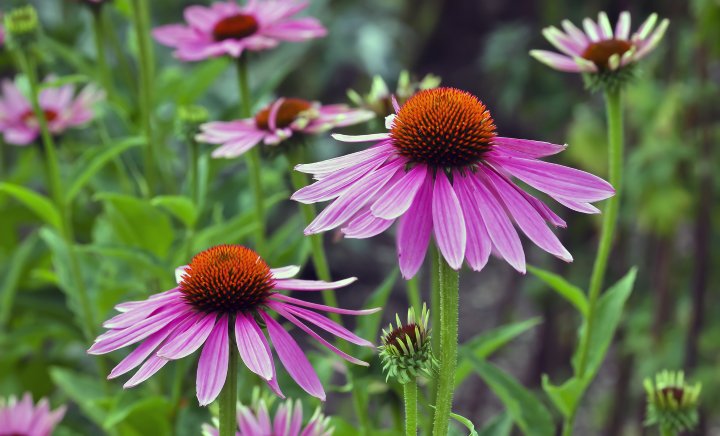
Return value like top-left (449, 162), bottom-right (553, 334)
top-left (89, 245), bottom-right (376, 405)
top-left (0, 76), bottom-right (104, 146)
top-left (530, 11), bottom-right (669, 74)
top-left (152, 0), bottom-right (327, 62)
top-left (0, 393), bottom-right (66, 436)
top-left (292, 87), bottom-right (615, 279)
top-left (197, 97), bottom-right (374, 158)
top-left (203, 398), bottom-right (333, 436)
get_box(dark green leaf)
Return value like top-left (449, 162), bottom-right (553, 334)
top-left (0, 183), bottom-right (61, 230)
top-left (528, 265), bottom-right (588, 316)
top-left (450, 411), bottom-right (479, 435)
top-left (477, 412), bottom-right (513, 436)
top-left (151, 195), bottom-right (198, 229)
top-left (456, 318), bottom-right (542, 386)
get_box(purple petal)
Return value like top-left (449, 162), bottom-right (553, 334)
top-left (196, 315), bottom-right (230, 406)
top-left (277, 303), bottom-right (373, 346)
top-left (260, 311), bottom-right (325, 401)
top-left (269, 302), bottom-right (368, 366)
top-left (273, 277), bottom-right (356, 291)
top-left (235, 313), bottom-right (273, 380)
top-left (371, 165), bottom-right (428, 219)
top-left (491, 137), bottom-right (567, 158)
top-left (341, 208), bottom-right (395, 239)
top-left (270, 294), bottom-right (380, 316)
top-left (397, 171), bottom-right (433, 279)
top-left (124, 355), bottom-right (169, 388)
top-left (156, 313), bottom-right (217, 359)
top-left (432, 170), bottom-right (466, 270)
top-left (482, 167), bottom-right (572, 262)
top-left (294, 143), bottom-right (394, 177)
top-left (453, 172), bottom-right (492, 271)
top-left (468, 172), bottom-right (526, 273)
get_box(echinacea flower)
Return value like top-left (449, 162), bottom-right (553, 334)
top-left (89, 244), bottom-right (375, 405)
top-left (0, 76), bottom-right (104, 146)
top-left (292, 87), bottom-right (615, 279)
top-left (0, 393), bottom-right (66, 436)
top-left (153, 0), bottom-right (327, 62)
top-left (530, 11), bottom-right (668, 74)
top-left (203, 398), bottom-right (332, 436)
top-left (197, 98), bottom-right (374, 158)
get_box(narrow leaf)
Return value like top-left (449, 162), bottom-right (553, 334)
top-left (0, 183), bottom-right (61, 230)
top-left (528, 265), bottom-right (588, 316)
top-left (151, 195), bottom-right (198, 229)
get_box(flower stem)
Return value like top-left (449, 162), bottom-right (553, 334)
top-left (90, 7), bottom-right (112, 97)
top-left (406, 275), bottom-right (421, 314)
top-left (404, 379), bottom-right (418, 436)
top-left (576, 88), bottom-right (624, 379)
top-left (564, 88), bottom-right (624, 436)
top-left (235, 55), bottom-right (266, 255)
top-left (659, 425), bottom-right (675, 436)
top-left (432, 255), bottom-right (459, 436)
top-left (219, 335), bottom-right (238, 436)
top-left (188, 138), bottom-right (200, 207)
top-left (130, 0), bottom-right (157, 197)
top-left (427, 246), bottom-right (441, 431)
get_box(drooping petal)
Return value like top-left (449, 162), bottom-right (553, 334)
top-left (272, 277), bottom-right (356, 291)
top-left (156, 313), bottom-right (217, 359)
top-left (341, 208), bottom-right (395, 239)
top-left (529, 50), bottom-right (587, 73)
top-left (371, 164), bottom-right (428, 219)
top-left (278, 303), bottom-right (373, 346)
top-left (196, 315), bottom-right (230, 406)
top-left (124, 355), bottom-right (170, 388)
top-left (260, 311), bottom-right (325, 401)
top-left (270, 293), bottom-right (380, 316)
top-left (491, 137), bottom-right (567, 158)
top-left (432, 170), bottom-right (466, 270)
top-left (294, 142), bottom-right (394, 177)
top-left (235, 313), bottom-right (273, 380)
top-left (397, 171), bottom-right (433, 279)
top-left (453, 172), bottom-right (492, 271)
top-left (482, 166), bottom-right (572, 262)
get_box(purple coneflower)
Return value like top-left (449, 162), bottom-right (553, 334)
top-left (203, 398), bottom-right (332, 436)
top-left (292, 87), bottom-right (615, 279)
top-left (197, 97), bottom-right (374, 158)
top-left (0, 76), bottom-right (104, 146)
top-left (89, 245), bottom-right (375, 405)
top-left (530, 11), bottom-right (668, 73)
top-left (153, 0), bottom-right (326, 62)
top-left (0, 393), bottom-right (66, 436)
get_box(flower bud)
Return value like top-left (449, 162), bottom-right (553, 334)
top-left (347, 70), bottom-right (441, 117)
top-left (379, 304), bottom-right (437, 384)
top-left (644, 370), bottom-right (701, 434)
top-left (176, 105), bottom-right (209, 142)
top-left (4, 6), bottom-right (39, 49)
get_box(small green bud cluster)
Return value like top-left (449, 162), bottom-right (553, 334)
top-left (379, 304), bottom-right (437, 385)
top-left (644, 370), bottom-right (701, 434)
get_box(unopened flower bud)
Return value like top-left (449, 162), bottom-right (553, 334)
top-left (379, 304), bottom-right (437, 384)
top-left (4, 6), bottom-right (39, 49)
top-left (644, 370), bottom-right (701, 434)
top-left (176, 105), bottom-right (209, 141)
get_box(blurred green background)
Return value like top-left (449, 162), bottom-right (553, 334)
top-left (1, 0), bottom-right (718, 434)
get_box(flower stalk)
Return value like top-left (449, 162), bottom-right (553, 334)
top-left (90, 7), bottom-right (112, 98)
top-left (432, 256), bottom-right (459, 436)
top-left (236, 55), bottom-right (266, 255)
top-left (219, 333), bottom-right (238, 436)
top-left (405, 379), bottom-right (418, 436)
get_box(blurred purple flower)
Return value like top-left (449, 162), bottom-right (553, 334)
top-left (292, 87), bottom-right (615, 279)
top-left (153, 0), bottom-right (326, 62)
top-left (531, 11), bottom-right (669, 73)
top-left (89, 245), bottom-right (375, 405)
top-left (0, 393), bottom-right (66, 436)
top-left (0, 76), bottom-right (104, 146)
top-left (197, 97), bottom-right (374, 158)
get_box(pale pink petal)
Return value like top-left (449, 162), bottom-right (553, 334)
top-left (491, 137), bottom-right (566, 158)
top-left (273, 277), bottom-right (356, 291)
top-left (196, 315), bottom-right (230, 406)
top-left (432, 170), bottom-right (466, 270)
top-left (235, 313), bottom-right (273, 380)
top-left (271, 265), bottom-right (301, 279)
top-left (397, 171), bottom-right (433, 279)
top-left (270, 293), bottom-right (380, 316)
top-left (156, 313), bottom-right (217, 359)
top-left (341, 208), bottom-right (394, 239)
top-left (453, 172), bottom-right (492, 271)
top-left (294, 142), bottom-right (393, 176)
top-left (371, 164), bottom-right (427, 219)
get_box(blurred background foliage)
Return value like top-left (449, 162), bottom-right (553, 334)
top-left (0, 0), bottom-right (718, 435)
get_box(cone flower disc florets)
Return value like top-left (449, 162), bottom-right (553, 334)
top-left (379, 305), bottom-right (437, 384)
top-left (644, 370), bottom-right (701, 434)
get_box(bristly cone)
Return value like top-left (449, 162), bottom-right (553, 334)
top-left (644, 370), bottom-right (701, 434)
top-left (379, 304), bottom-right (437, 385)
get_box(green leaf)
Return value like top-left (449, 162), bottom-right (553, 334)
top-left (572, 268), bottom-right (637, 377)
top-left (151, 196), bottom-right (198, 229)
top-left (0, 183), bottom-right (61, 230)
top-left (105, 396), bottom-right (172, 435)
top-left (541, 375), bottom-right (587, 419)
top-left (450, 411), bottom-right (479, 436)
top-left (0, 232), bottom-right (38, 328)
top-left (40, 74), bottom-right (90, 89)
top-left (355, 269), bottom-right (400, 341)
top-left (50, 367), bottom-right (108, 426)
top-left (528, 265), bottom-right (588, 316)
top-left (477, 413), bottom-right (513, 436)
top-left (94, 193), bottom-right (174, 259)
top-left (456, 318), bottom-right (542, 386)
top-left (66, 137), bottom-right (144, 202)
top-left (467, 357), bottom-right (554, 436)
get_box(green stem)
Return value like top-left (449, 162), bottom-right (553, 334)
top-left (219, 334), bottom-right (238, 436)
top-left (659, 425), bottom-right (675, 436)
top-left (404, 380), bottom-right (418, 436)
top-left (565, 88), bottom-right (623, 436)
top-left (235, 55), bottom-right (266, 254)
top-left (427, 246), bottom-right (441, 431)
top-left (432, 255), bottom-right (459, 436)
top-left (104, 6), bottom-right (136, 96)
top-left (576, 88), bottom-right (624, 379)
top-left (130, 0), bottom-right (157, 197)
top-left (90, 7), bottom-right (112, 97)
top-left (406, 275), bottom-right (421, 314)
top-left (188, 138), bottom-right (200, 206)
top-left (16, 51), bottom-right (96, 342)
